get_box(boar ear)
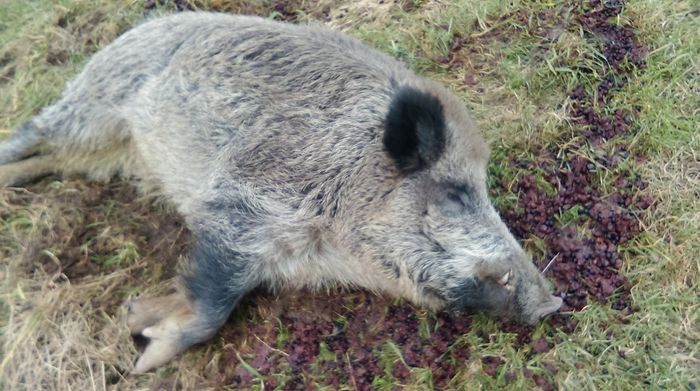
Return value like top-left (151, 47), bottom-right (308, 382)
top-left (383, 86), bottom-right (447, 173)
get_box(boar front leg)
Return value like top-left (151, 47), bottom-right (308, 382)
top-left (126, 223), bottom-right (258, 374)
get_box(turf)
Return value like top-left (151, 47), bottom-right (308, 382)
top-left (0, 0), bottom-right (697, 390)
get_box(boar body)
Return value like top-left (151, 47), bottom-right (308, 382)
top-left (0, 13), bottom-right (561, 373)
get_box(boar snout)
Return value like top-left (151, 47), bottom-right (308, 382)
top-left (526, 295), bottom-right (563, 325)
top-left (517, 263), bottom-right (564, 325)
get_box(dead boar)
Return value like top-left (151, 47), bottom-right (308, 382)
top-left (0, 12), bottom-right (562, 373)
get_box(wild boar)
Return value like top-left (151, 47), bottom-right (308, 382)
top-left (0, 12), bottom-right (562, 373)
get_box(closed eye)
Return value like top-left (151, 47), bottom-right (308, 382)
top-left (435, 182), bottom-right (478, 216)
top-left (446, 191), bottom-right (466, 207)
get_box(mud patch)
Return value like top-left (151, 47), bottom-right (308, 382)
top-left (7, 179), bottom-right (189, 308)
top-left (492, 0), bottom-right (651, 332)
top-left (216, 291), bottom-right (472, 389)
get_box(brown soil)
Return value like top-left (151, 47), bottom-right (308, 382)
top-left (17, 179), bottom-right (189, 304)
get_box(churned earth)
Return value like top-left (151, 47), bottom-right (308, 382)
top-left (1, 0), bottom-right (697, 390)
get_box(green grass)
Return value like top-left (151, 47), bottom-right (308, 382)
top-left (91, 241), bottom-right (140, 267)
top-left (1, 0), bottom-right (697, 390)
top-left (0, 0), bottom-right (145, 129)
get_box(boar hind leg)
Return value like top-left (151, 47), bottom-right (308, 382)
top-left (127, 228), bottom-right (256, 374)
top-left (0, 122), bottom-right (53, 186)
top-left (0, 154), bottom-right (55, 186)
top-left (2, 98), bottom-right (136, 186)
top-left (0, 123), bottom-right (43, 165)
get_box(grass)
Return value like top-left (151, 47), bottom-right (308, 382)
top-left (1, 0), bottom-right (698, 389)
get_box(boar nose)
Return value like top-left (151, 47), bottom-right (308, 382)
top-left (528, 295), bottom-right (563, 325)
top-left (537, 296), bottom-right (563, 320)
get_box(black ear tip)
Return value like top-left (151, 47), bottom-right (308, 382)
top-left (384, 86), bottom-right (447, 173)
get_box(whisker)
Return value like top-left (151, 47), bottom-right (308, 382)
top-left (541, 253), bottom-right (560, 274)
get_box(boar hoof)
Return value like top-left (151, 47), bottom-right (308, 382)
top-left (133, 312), bottom-right (194, 373)
top-left (125, 292), bottom-right (196, 374)
top-left (125, 292), bottom-right (190, 335)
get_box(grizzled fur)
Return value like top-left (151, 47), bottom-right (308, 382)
top-left (0, 13), bottom-right (562, 373)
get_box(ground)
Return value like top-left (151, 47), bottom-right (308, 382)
top-left (0, 0), bottom-right (697, 390)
